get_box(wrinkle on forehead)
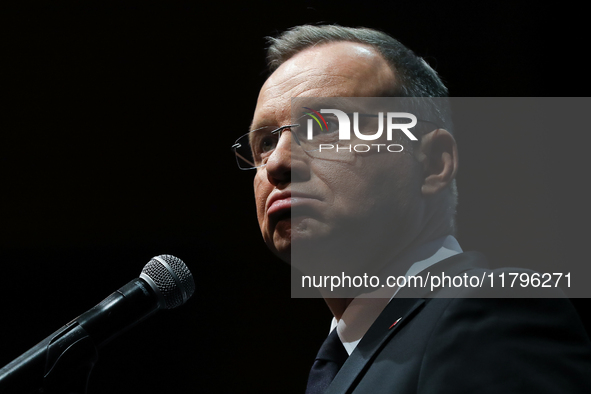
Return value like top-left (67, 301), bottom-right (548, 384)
top-left (252, 41), bottom-right (396, 128)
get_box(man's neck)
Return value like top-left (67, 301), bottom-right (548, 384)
top-left (324, 297), bottom-right (355, 321)
top-left (321, 233), bottom-right (459, 321)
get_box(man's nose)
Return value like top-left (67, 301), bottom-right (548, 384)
top-left (265, 129), bottom-right (308, 185)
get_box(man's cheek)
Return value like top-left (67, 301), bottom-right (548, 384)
top-left (253, 174), bottom-right (268, 230)
top-left (255, 201), bottom-right (266, 234)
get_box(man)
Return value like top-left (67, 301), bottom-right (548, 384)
top-left (233, 25), bottom-right (591, 393)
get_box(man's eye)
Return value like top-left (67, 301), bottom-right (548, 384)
top-left (259, 135), bottom-right (277, 153)
top-left (324, 118), bottom-right (339, 133)
top-left (309, 117), bottom-right (338, 135)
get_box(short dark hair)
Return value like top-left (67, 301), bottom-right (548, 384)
top-left (266, 24), bottom-right (448, 99)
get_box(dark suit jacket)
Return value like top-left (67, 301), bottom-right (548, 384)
top-left (325, 252), bottom-right (591, 393)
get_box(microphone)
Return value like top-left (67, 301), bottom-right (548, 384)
top-left (0, 254), bottom-right (195, 394)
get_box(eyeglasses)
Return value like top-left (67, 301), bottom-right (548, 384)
top-left (231, 124), bottom-right (300, 170)
top-left (231, 115), bottom-right (440, 170)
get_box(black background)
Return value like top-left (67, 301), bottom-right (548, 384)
top-left (2, 1), bottom-right (590, 393)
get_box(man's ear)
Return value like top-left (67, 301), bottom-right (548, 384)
top-left (416, 128), bottom-right (458, 196)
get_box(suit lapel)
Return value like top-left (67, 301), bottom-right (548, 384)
top-left (324, 251), bottom-right (489, 394)
top-left (325, 298), bottom-right (425, 394)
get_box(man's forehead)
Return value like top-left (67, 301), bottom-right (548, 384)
top-left (266, 42), bottom-right (394, 95)
top-left (252, 41), bottom-right (396, 128)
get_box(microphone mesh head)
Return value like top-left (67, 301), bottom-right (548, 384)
top-left (141, 255), bottom-right (195, 309)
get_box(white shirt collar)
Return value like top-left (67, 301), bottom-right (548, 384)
top-left (330, 235), bottom-right (463, 355)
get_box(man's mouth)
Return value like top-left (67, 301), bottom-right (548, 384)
top-left (267, 191), bottom-right (322, 224)
top-left (267, 197), bottom-right (292, 217)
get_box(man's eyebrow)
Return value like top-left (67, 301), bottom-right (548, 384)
top-left (292, 97), bottom-right (365, 113)
top-left (249, 121), bottom-right (274, 132)
top-left (248, 121), bottom-right (257, 132)
top-left (249, 97), bottom-right (365, 131)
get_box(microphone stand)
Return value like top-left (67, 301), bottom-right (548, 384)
top-left (1, 322), bottom-right (98, 394)
top-left (1, 254), bottom-right (195, 393)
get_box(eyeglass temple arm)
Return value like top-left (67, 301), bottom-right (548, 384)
top-left (233, 148), bottom-right (256, 169)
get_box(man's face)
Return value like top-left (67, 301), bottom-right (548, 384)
top-left (251, 42), bottom-right (427, 273)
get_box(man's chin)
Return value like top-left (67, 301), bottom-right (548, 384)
top-left (267, 216), bottom-right (335, 265)
top-left (266, 221), bottom-right (291, 263)
top-left (267, 218), bottom-right (322, 264)
top-left (269, 241), bottom-right (291, 264)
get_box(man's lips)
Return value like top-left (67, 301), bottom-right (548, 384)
top-left (267, 198), bottom-right (292, 216)
top-left (266, 191), bottom-right (320, 217)
top-left (267, 191), bottom-right (292, 217)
